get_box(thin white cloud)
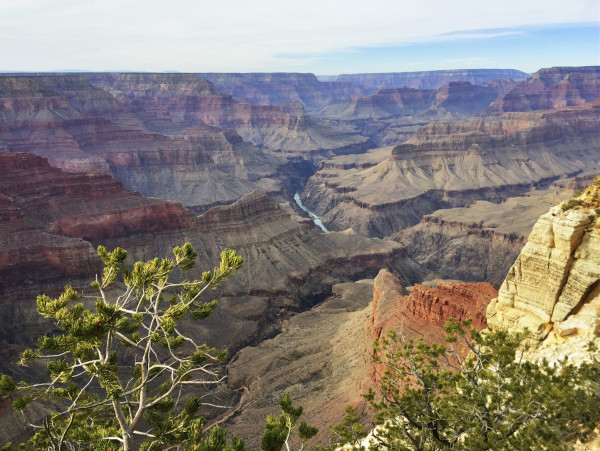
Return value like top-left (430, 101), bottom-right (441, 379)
top-left (0, 0), bottom-right (597, 71)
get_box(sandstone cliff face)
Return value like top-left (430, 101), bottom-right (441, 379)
top-left (486, 66), bottom-right (600, 114)
top-left (487, 176), bottom-right (600, 362)
top-left (301, 101), bottom-right (600, 238)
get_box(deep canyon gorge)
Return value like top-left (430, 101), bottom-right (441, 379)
top-left (0, 66), bottom-right (599, 448)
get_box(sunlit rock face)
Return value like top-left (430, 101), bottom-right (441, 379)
top-left (301, 100), bottom-right (600, 238)
top-left (487, 176), bottom-right (600, 363)
top-left (486, 66), bottom-right (600, 114)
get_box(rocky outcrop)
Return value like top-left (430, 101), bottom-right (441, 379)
top-left (486, 66), bottom-right (600, 114)
top-left (301, 101), bottom-right (600, 237)
top-left (487, 176), bottom-right (600, 362)
top-left (371, 269), bottom-right (494, 343)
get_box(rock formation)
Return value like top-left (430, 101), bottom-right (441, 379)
top-left (332, 69), bottom-right (528, 91)
top-left (370, 269), bottom-right (494, 344)
top-left (487, 176), bottom-right (600, 363)
top-left (392, 187), bottom-right (574, 285)
top-left (223, 270), bottom-right (496, 448)
top-left (314, 81), bottom-right (514, 147)
top-left (197, 72), bottom-right (364, 111)
top-left (301, 100), bottom-right (600, 238)
top-left (0, 151), bottom-right (416, 357)
top-left (83, 73), bottom-right (367, 155)
top-left (486, 66), bottom-right (600, 114)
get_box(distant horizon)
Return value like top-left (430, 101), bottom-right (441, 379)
top-left (1, 1), bottom-right (598, 74)
top-left (1, 66), bottom-right (599, 77)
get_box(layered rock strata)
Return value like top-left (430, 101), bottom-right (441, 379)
top-left (487, 176), bottom-right (600, 362)
top-left (196, 73), bottom-right (364, 110)
top-left (370, 269), bottom-right (494, 344)
top-left (84, 73), bottom-right (367, 155)
top-left (333, 69), bottom-right (528, 90)
top-left (0, 152), bottom-right (196, 345)
top-left (314, 81), bottom-right (513, 147)
top-left (301, 101), bottom-right (600, 237)
top-left (486, 66), bottom-right (600, 114)
top-left (392, 188), bottom-right (574, 284)
top-left (0, 152), bottom-right (414, 357)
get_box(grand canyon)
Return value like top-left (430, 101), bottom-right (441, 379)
top-left (1, 65), bottom-right (599, 448)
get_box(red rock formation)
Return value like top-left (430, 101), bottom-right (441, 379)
top-left (371, 269), bottom-right (496, 344)
top-left (0, 152), bottom-right (196, 241)
top-left (369, 269), bottom-right (496, 381)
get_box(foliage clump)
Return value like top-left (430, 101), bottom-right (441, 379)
top-left (327, 319), bottom-right (600, 450)
top-left (261, 393), bottom-right (318, 451)
top-left (0, 244), bottom-right (244, 451)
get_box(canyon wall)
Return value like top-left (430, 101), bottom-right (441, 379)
top-left (486, 66), bottom-right (600, 114)
top-left (333, 69), bottom-right (528, 90)
top-left (487, 176), bottom-right (600, 363)
top-left (0, 152), bottom-right (416, 358)
top-left (301, 100), bottom-right (600, 238)
top-left (197, 72), bottom-right (364, 110)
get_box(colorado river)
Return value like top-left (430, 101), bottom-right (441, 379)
top-left (293, 193), bottom-right (328, 233)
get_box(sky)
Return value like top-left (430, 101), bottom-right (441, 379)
top-left (0, 0), bottom-right (598, 74)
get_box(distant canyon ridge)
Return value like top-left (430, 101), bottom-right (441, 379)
top-left (0, 66), bottom-right (599, 447)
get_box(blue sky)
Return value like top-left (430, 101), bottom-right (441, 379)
top-left (0, 0), bottom-right (598, 74)
top-left (305, 24), bottom-right (600, 74)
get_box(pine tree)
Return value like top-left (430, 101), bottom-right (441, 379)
top-left (0, 243), bottom-right (243, 451)
top-left (358, 319), bottom-right (600, 450)
top-left (261, 393), bottom-right (318, 451)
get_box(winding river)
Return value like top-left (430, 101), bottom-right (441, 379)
top-left (293, 193), bottom-right (328, 233)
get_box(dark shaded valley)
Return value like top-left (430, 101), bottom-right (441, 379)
top-left (1, 66), bottom-right (599, 448)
